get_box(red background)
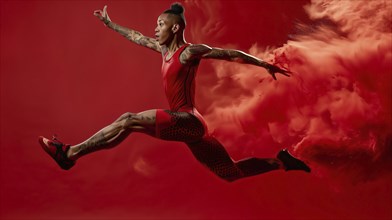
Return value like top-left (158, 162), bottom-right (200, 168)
top-left (1, 1), bottom-right (391, 220)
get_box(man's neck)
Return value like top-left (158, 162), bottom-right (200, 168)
top-left (166, 34), bottom-right (186, 53)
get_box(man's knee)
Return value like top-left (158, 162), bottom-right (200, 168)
top-left (117, 112), bottom-right (136, 127)
top-left (120, 112), bottom-right (135, 119)
top-left (211, 169), bottom-right (242, 182)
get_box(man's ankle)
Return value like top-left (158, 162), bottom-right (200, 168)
top-left (67, 147), bottom-right (77, 161)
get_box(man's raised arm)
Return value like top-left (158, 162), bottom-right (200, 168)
top-left (94, 5), bottom-right (161, 53)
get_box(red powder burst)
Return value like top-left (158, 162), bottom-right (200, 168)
top-left (191, 0), bottom-right (392, 184)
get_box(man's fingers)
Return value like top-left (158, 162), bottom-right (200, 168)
top-left (94, 14), bottom-right (103, 20)
top-left (103, 5), bottom-right (107, 15)
top-left (280, 71), bottom-right (290, 77)
top-left (93, 10), bottom-right (102, 16)
top-left (94, 14), bottom-right (103, 19)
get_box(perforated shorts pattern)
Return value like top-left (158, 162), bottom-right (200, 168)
top-left (156, 110), bottom-right (206, 143)
top-left (186, 137), bottom-right (245, 181)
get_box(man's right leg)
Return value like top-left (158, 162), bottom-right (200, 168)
top-left (39, 110), bottom-right (157, 169)
top-left (66, 112), bottom-right (136, 160)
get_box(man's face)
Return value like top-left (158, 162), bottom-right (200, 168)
top-left (155, 14), bottom-right (175, 46)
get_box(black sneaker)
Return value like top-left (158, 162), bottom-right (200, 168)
top-left (277, 149), bottom-right (311, 173)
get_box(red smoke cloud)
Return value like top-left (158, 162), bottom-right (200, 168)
top-left (189, 0), bottom-right (392, 183)
top-left (1, 1), bottom-right (391, 219)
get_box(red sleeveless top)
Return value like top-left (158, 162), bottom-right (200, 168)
top-left (161, 44), bottom-right (199, 112)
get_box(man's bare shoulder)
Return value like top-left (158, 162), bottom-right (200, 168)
top-left (186, 44), bottom-right (212, 56)
top-left (179, 44), bottom-right (212, 64)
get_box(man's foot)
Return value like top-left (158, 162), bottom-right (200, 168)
top-left (277, 149), bottom-right (311, 173)
top-left (39, 136), bottom-right (75, 170)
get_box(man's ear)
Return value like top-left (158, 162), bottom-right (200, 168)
top-left (172, 24), bottom-right (180, 33)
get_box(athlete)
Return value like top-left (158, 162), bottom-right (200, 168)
top-left (39, 3), bottom-right (310, 182)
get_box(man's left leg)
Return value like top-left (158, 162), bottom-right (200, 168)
top-left (186, 136), bottom-right (283, 181)
top-left (187, 136), bottom-right (310, 182)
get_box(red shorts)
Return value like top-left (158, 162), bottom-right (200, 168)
top-left (155, 107), bottom-right (208, 142)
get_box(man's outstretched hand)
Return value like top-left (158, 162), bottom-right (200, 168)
top-left (94, 5), bottom-right (111, 26)
top-left (266, 63), bottom-right (291, 80)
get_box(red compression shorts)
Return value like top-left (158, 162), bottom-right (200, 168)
top-left (155, 108), bottom-right (208, 143)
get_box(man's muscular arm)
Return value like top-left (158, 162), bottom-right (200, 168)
top-left (182, 44), bottom-right (268, 66)
top-left (205, 46), bottom-right (270, 68)
top-left (184, 44), bottom-right (290, 80)
top-left (94, 5), bottom-right (161, 53)
top-left (107, 22), bottom-right (161, 53)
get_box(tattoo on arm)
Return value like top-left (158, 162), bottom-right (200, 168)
top-left (179, 44), bottom-right (211, 64)
top-left (188, 44), bottom-right (212, 55)
top-left (203, 48), bottom-right (269, 68)
top-left (107, 22), bottom-right (161, 53)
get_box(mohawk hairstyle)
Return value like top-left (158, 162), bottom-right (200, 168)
top-left (163, 2), bottom-right (186, 26)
